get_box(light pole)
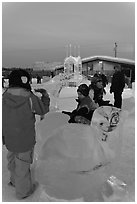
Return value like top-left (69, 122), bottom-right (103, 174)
top-left (114, 42), bottom-right (117, 57)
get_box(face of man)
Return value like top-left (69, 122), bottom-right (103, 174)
top-left (96, 81), bottom-right (103, 89)
top-left (77, 91), bottom-right (85, 100)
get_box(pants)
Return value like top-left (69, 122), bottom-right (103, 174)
top-left (7, 149), bottom-right (34, 199)
top-left (114, 92), bottom-right (122, 109)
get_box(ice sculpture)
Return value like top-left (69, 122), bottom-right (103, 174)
top-left (36, 112), bottom-right (69, 140)
top-left (92, 107), bottom-right (122, 160)
top-left (35, 106), bottom-right (128, 201)
top-left (34, 112), bottom-right (70, 157)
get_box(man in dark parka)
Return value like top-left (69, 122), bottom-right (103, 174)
top-left (110, 65), bottom-right (125, 108)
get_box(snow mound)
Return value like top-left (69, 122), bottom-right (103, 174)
top-left (35, 106), bottom-right (127, 201)
top-left (35, 123), bottom-right (109, 201)
top-left (36, 111), bottom-right (70, 141)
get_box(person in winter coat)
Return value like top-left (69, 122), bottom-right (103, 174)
top-left (110, 66), bottom-right (125, 108)
top-left (94, 71), bottom-right (108, 88)
top-left (62, 84), bottom-right (97, 125)
top-left (2, 69), bottom-right (50, 199)
top-left (89, 77), bottom-right (111, 107)
top-left (99, 70), bottom-right (108, 88)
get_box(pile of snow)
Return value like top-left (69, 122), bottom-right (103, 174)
top-left (34, 107), bottom-right (127, 201)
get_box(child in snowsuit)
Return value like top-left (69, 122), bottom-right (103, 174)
top-left (2, 69), bottom-right (50, 199)
top-left (62, 84), bottom-right (97, 125)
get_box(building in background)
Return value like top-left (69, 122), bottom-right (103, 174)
top-left (2, 55), bottom-right (135, 87)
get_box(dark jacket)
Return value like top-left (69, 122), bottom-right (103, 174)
top-left (89, 83), bottom-right (111, 107)
top-left (110, 71), bottom-right (125, 93)
top-left (100, 74), bottom-right (108, 87)
top-left (2, 88), bottom-right (50, 153)
top-left (69, 96), bottom-right (97, 124)
top-left (93, 86), bottom-right (104, 103)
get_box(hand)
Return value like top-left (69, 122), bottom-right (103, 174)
top-left (95, 103), bottom-right (99, 108)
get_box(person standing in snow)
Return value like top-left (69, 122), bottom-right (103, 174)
top-left (98, 70), bottom-right (108, 88)
top-left (110, 65), bottom-right (125, 108)
top-left (62, 84), bottom-right (97, 125)
top-left (2, 69), bottom-right (50, 199)
top-left (89, 76), bottom-right (111, 107)
top-left (36, 75), bottom-right (41, 84)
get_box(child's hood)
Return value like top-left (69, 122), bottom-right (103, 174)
top-left (2, 88), bottom-right (31, 108)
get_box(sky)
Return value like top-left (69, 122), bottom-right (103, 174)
top-left (2, 1), bottom-right (135, 68)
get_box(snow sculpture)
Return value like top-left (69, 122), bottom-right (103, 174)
top-left (36, 112), bottom-right (70, 141)
top-left (35, 123), bottom-right (108, 201)
top-left (64, 56), bottom-right (82, 76)
top-left (91, 106), bottom-right (127, 164)
top-left (35, 107), bottom-right (127, 201)
top-left (34, 112), bottom-right (70, 156)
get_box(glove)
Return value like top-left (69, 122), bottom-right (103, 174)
top-left (35, 89), bottom-right (49, 96)
top-left (34, 88), bottom-right (46, 93)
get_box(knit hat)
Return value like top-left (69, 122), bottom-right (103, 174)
top-left (93, 76), bottom-right (102, 84)
top-left (77, 84), bottom-right (89, 97)
top-left (9, 69), bottom-right (31, 91)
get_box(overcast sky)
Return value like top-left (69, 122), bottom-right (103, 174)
top-left (2, 2), bottom-right (135, 67)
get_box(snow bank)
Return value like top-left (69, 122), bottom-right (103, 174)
top-left (34, 106), bottom-right (128, 201)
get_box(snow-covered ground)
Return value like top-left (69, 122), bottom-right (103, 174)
top-left (2, 80), bottom-right (135, 202)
